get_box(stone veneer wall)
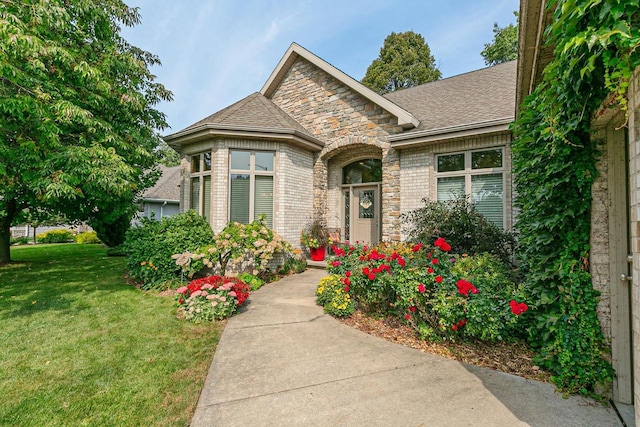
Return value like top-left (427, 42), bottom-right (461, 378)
top-left (179, 138), bottom-right (314, 247)
top-left (590, 133), bottom-right (612, 341)
top-left (398, 132), bottom-right (513, 239)
top-left (629, 67), bottom-right (640, 422)
top-left (269, 57), bottom-right (405, 241)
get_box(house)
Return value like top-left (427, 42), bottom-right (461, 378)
top-left (517, 1), bottom-right (639, 424)
top-left (164, 43), bottom-right (516, 250)
top-left (137, 165), bottom-right (181, 221)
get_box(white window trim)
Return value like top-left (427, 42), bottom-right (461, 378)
top-left (228, 149), bottom-right (275, 224)
top-left (435, 147), bottom-right (506, 227)
top-left (189, 151), bottom-right (212, 220)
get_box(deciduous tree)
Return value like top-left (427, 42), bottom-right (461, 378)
top-left (481, 12), bottom-right (518, 66)
top-left (0, 0), bottom-right (172, 263)
top-left (362, 31), bottom-right (441, 94)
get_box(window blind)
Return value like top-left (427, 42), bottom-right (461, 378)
top-left (472, 173), bottom-right (503, 228)
top-left (230, 174), bottom-right (250, 223)
top-left (254, 175), bottom-right (273, 228)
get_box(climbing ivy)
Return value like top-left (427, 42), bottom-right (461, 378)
top-left (512, 0), bottom-right (640, 395)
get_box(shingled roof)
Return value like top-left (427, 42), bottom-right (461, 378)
top-left (165, 92), bottom-right (323, 151)
top-left (384, 61), bottom-right (517, 135)
top-left (142, 165), bottom-right (180, 202)
top-left (183, 92), bottom-right (313, 136)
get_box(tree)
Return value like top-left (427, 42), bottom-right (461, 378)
top-left (156, 139), bottom-right (181, 167)
top-left (0, 1), bottom-right (172, 263)
top-left (481, 12), bottom-right (519, 66)
top-left (361, 31), bottom-right (441, 95)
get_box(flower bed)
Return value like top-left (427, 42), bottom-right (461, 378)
top-left (176, 276), bottom-right (250, 323)
top-left (323, 238), bottom-right (528, 342)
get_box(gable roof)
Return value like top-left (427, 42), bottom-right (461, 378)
top-left (386, 61), bottom-right (517, 148)
top-left (142, 165), bottom-right (180, 202)
top-left (164, 92), bottom-right (324, 151)
top-left (261, 42), bottom-right (420, 129)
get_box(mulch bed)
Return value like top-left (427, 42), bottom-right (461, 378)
top-left (338, 310), bottom-right (551, 383)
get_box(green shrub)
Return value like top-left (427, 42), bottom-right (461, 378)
top-left (36, 229), bottom-right (74, 243)
top-left (278, 256), bottom-right (307, 275)
top-left (74, 231), bottom-right (102, 244)
top-left (238, 273), bottom-right (265, 291)
top-left (172, 216), bottom-right (294, 277)
top-left (402, 196), bottom-right (516, 267)
top-left (123, 211), bottom-right (214, 289)
top-left (10, 236), bottom-right (30, 245)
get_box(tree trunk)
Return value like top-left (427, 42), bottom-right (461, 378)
top-left (0, 199), bottom-right (17, 265)
top-left (0, 219), bottom-right (12, 265)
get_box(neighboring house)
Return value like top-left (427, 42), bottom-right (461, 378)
top-left (164, 43), bottom-right (516, 249)
top-left (137, 165), bottom-right (181, 220)
top-left (518, 1), bottom-right (639, 424)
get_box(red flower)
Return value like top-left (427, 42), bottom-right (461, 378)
top-left (509, 300), bottom-right (528, 315)
top-left (342, 277), bottom-right (351, 286)
top-left (345, 270), bottom-right (352, 277)
top-left (362, 267), bottom-right (370, 275)
top-left (397, 257), bottom-right (406, 267)
top-left (344, 286), bottom-right (350, 292)
top-left (434, 275), bottom-right (443, 283)
top-left (178, 298), bottom-right (184, 304)
top-left (456, 279), bottom-right (478, 297)
top-left (434, 237), bottom-right (452, 252)
top-left (431, 258), bottom-right (439, 265)
top-left (417, 283), bottom-right (426, 293)
top-left (405, 314), bottom-right (411, 320)
top-left (452, 324), bottom-right (459, 331)
top-left (331, 260), bottom-right (341, 267)
top-left (427, 267), bottom-right (434, 274)
top-left (368, 273), bottom-right (376, 281)
top-left (458, 319), bottom-right (467, 327)
top-left (412, 243), bottom-right (424, 252)
top-left (409, 306), bottom-right (417, 312)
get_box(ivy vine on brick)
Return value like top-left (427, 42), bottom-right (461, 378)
top-left (512, 0), bottom-right (640, 395)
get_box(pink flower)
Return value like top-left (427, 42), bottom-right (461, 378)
top-left (331, 260), bottom-right (341, 267)
top-left (417, 283), bottom-right (426, 293)
top-left (176, 286), bottom-right (188, 295)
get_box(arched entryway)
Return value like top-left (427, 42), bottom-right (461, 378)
top-left (342, 159), bottom-right (382, 244)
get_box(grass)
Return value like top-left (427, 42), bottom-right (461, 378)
top-left (0, 244), bottom-right (222, 426)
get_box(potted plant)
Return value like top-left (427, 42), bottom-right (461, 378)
top-left (300, 220), bottom-right (329, 261)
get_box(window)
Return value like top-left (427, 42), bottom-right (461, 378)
top-left (436, 148), bottom-right (505, 228)
top-left (229, 150), bottom-right (274, 227)
top-left (189, 152), bottom-right (212, 221)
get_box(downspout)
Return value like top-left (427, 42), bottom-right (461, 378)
top-left (160, 201), bottom-right (167, 219)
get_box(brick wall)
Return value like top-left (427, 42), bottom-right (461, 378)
top-left (179, 138), bottom-right (314, 246)
top-left (399, 132), bottom-right (513, 239)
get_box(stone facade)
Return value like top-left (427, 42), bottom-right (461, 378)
top-left (269, 57), bottom-right (405, 241)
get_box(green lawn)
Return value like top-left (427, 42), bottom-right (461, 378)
top-left (0, 244), bottom-right (222, 426)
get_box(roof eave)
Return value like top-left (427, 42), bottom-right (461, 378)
top-left (516, 0), bottom-right (549, 114)
top-left (164, 123), bottom-right (325, 152)
top-left (141, 198), bottom-right (179, 204)
top-left (388, 118), bottom-right (513, 149)
top-left (260, 42), bottom-right (420, 129)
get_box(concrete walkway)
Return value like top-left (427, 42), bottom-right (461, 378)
top-left (191, 269), bottom-right (623, 426)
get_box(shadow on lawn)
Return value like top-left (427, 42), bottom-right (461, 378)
top-left (0, 246), bottom-right (127, 318)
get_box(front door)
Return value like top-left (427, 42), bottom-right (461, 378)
top-left (348, 185), bottom-right (380, 244)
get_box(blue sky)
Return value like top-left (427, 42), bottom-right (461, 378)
top-left (122, 0), bottom-right (519, 133)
